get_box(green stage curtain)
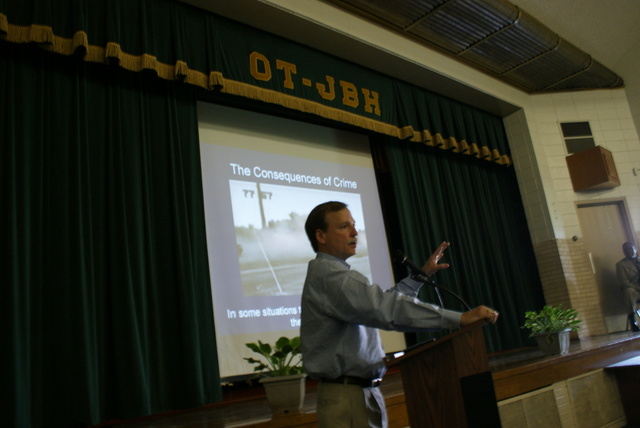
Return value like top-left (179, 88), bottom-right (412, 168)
top-left (0, 41), bottom-right (221, 427)
top-left (375, 136), bottom-right (545, 352)
top-left (0, 0), bottom-right (511, 166)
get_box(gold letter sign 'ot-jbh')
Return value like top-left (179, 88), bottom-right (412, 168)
top-left (249, 51), bottom-right (381, 116)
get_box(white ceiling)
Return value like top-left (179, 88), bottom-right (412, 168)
top-left (510, 0), bottom-right (640, 77)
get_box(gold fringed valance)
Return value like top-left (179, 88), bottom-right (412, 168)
top-left (0, 12), bottom-right (512, 167)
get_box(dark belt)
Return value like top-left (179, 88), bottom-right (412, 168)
top-left (321, 375), bottom-right (382, 388)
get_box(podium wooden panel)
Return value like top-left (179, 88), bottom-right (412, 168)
top-left (384, 321), bottom-right (500, 427)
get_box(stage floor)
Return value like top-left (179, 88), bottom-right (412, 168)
top-left (101, 331), bottom-right (640, 428)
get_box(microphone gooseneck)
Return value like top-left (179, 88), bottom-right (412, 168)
top-left (395, 249), bottom-right (472, 311)
top-left (394, 249), bottom-right (435, 283)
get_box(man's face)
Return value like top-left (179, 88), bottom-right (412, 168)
top-left (624, 243), bottom-right (638, 259)
top-left (316, 208), bottom-right (358, 261)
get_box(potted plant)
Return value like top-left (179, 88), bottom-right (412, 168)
top-left (244, 336), bottom-right (306, 416)
top-left (521, 304), bottom-right (582, 356)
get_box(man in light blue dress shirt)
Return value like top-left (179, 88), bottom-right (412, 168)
top-left (301, 201), bottom-right (499, 428)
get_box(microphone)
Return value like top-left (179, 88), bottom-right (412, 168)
top-left (394, 250), bottom-right (435, 284)
top-left (394, 249), bottom-right (471, 310)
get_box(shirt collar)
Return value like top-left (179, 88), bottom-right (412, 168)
top-left (317, 251), bottom-right (350, 268)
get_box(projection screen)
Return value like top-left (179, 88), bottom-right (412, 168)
top-left (198, 102), bottom-right (404, 379)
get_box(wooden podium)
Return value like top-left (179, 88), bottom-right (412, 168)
top-left (384, 321), bottom-right (501, 427)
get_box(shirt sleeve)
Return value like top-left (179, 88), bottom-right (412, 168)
top-left (315, 263), bottom-right (461, 332)
top-left (387, 275), bottom-right (424, 297)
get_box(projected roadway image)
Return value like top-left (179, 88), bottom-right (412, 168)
top-left (229, 179), bottom-right (370, 296)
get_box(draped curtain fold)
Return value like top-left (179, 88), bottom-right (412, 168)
top-left (390, 81), bottom-right (511, 162)
top-left (376, 136), bottom-right (545, 352)
top-left (0, 0), bottom-right (511, 166)
top-left (0, 41), bottom-right (220, 426)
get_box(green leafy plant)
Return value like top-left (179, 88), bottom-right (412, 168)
top-left (244, 336), bottom-right (305, 377)
top-left (521, 304), bottom-right (582, 335)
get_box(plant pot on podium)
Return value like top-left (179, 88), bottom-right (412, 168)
top-left (533, 328), bottom-right (571, 356)
top-left (244, 336), bottom-right (306, 417)
top-left (259, 374), bottom-right (307, 416)
top-left (521, 304), bottom-right (581, 356)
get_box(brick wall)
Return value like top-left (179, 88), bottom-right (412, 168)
top-left (533, 239), bottom-right (607, 338)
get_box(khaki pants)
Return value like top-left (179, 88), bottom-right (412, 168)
top-left (316, 381), bottom-right (387, 428)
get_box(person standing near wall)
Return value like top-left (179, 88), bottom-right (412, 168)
top-left (615, 241), bottom-right (640, 332)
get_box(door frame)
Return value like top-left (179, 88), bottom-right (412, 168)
top-left (576, 197), bottom-right (636, 333)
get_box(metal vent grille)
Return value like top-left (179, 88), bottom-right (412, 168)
top-left (328, 0), bottom-right (624, 93)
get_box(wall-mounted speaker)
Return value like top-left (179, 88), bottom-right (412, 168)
top-left (565, 146), bottom-right (620, 192)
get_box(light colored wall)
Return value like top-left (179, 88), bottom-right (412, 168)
top-left (614, 36), bottom-right (640, 142)
top-left (505, 89), bottom-right (640, 243)
top-left (504, 109), bottom-right (555, 244)
top-left (530, 239), bottom-right (607, 337)
top-left (515, 90), bottom-right (640, 241)
top-left (505, 90), bottom-right (640, 334)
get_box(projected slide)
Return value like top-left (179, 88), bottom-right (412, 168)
top-left (198, 102), bottom-right (396, 378)
top-left (229, 179), bottom-right (370, 298)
